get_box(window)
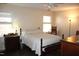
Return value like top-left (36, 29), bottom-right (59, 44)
top-left (0, 17), bottom-right (12, 22)
top-left (0, 12), bottom-right (14, 36)
top-left (43, 16), bottom-right (51, 32)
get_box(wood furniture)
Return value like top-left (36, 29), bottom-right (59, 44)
top-left (51, 26), bottom-right (57, 35)
top-left (62, 34), bottom-right (64, 39)
top-left (76, 30), bottom-right (79, 35)
top-left (61, 40), bottom-right (79, 56)
top-left (4, 34), bottom-right (20, 52)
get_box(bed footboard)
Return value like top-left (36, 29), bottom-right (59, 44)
top-left (40, 38), bottom-right (61, 56)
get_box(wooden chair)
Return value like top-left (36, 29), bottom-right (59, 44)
top-left (51, 26), bottom-right (57, 35)
top-left (76, 30), bottom-right (79, 35)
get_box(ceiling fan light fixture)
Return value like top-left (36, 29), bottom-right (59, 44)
top-left (53, 4), bottom-right (58, 7)
top-left (48, 5), bottom-right (51, 9)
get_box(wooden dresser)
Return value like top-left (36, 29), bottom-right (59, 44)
top-left (4, 35), bottom-right (20, 52)
top-left (61, 40), bottom-right (79, 56)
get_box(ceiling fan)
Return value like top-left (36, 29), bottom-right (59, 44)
top-left (46, 3), bottom-right (58, 11)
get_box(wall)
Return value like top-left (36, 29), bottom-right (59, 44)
top-left (54, 8), bottom-right (79, 38)
top-left (0, 4), bottom-right (54, 32)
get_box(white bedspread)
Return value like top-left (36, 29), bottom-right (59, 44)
top-left (21, 33), bottom-right (61, 56)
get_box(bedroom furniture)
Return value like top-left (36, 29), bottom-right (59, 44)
top-left (61, 40), bottom-right (79, 56)
top-left (19, 28), bottom-right (23, 49)
top-left (62, 34), bottom-right (64, 39)
top-left (51, 26), bottom-right (57, 35)
top-left (21, 32), bottom-right (61, 55)
top-left (4, 34), bottom-right (20, 52)
top-left (60, 33), bottom-right (79, 56)
top-left (76, 30), bottom-right (79, 35)
top-left (20, 28), bottom-right (22, 36)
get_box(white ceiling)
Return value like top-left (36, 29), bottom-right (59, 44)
top-left (7, 3), bottom-right (79, 11)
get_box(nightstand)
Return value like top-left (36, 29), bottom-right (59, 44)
top-left (4, 35), bottom-right (21, 52)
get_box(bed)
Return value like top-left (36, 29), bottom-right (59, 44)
top-left (21, 29), bottom-right (62, 56)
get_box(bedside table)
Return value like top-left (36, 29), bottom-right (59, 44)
top-left (4, 35), bottom-right (21, 52)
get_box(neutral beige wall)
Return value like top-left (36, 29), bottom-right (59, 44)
top-left (0, 4), bottom-right (54, 32)
top-left (54, 8), bottom-right (79, 38)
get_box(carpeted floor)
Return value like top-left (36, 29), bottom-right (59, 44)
top-left (0, 44), bottom-right (61, 56)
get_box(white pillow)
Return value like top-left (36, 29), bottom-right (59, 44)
top-left (21, 31), bottom-right (28, 36)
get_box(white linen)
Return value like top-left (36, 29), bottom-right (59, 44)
top-left (21, 32), bottom-right (61, 56)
